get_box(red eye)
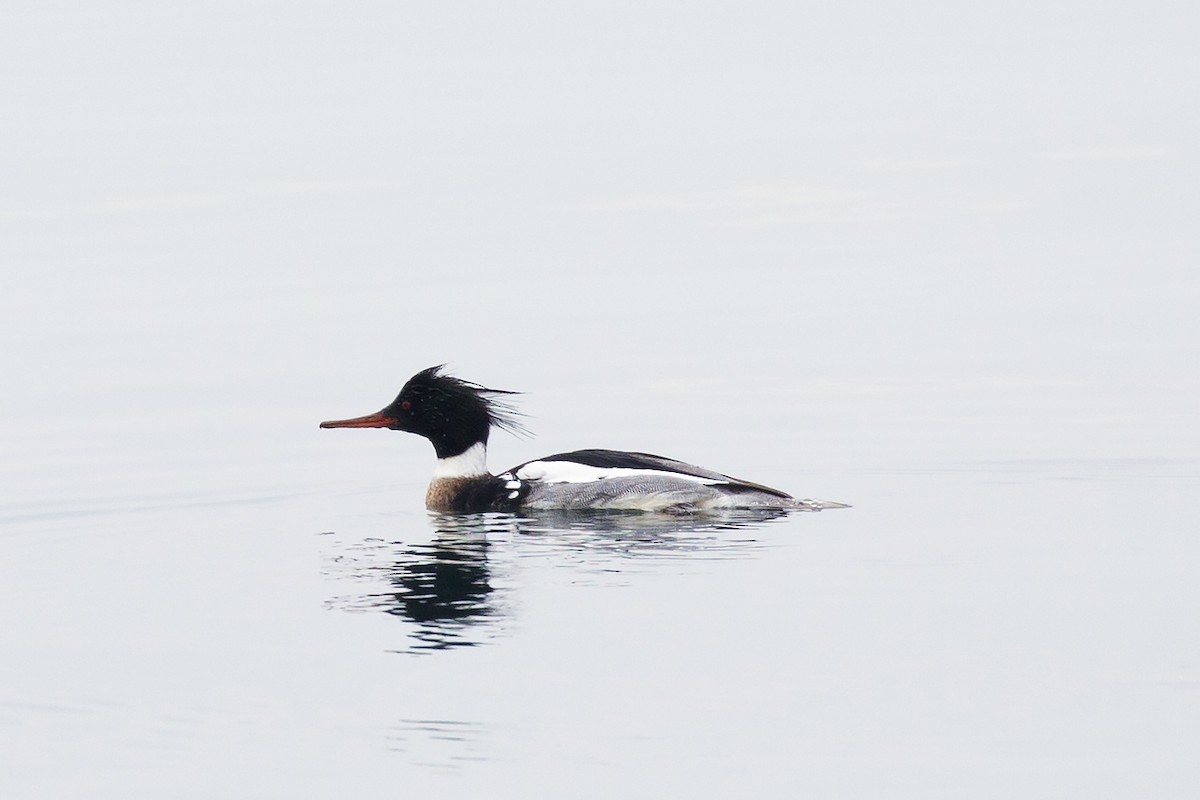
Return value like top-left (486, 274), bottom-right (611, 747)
top-left (400, 400), bottom-right (412, 411)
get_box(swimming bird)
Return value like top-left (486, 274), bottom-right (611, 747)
top-left (320, 366), bottom-right (846, 514)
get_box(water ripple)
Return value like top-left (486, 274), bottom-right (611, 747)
top-left (323, 509), bottom-right (790, 653)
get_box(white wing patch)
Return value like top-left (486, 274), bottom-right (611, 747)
top-left (515, 460), bottom-right (724, 486)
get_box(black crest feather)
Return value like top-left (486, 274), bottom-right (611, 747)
top-left (427, 367), bottom-right (530, 441)
top-left (417, 365), bottom-right (531, 439)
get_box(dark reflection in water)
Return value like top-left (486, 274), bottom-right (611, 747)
top-left (386, 515), bottom-right (520, 652)
top-left (325, 515), bottom-right (518, 652)
top-left (325, 509), bottom-right (789, 653)
top-left (393, 538), bottom-right (490, 625)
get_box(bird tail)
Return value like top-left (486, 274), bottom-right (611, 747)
top-left (790, 498), bottom-right (851, 511)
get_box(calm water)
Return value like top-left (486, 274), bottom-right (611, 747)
top-left (2, 446), bottom-right (1196, 797)
top-left (3, 2), bottom-right (1198, 796)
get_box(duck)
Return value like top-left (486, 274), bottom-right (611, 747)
top-left (320, 366), bottom-right (846, 514)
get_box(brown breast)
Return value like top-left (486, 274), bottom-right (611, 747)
top-left (425, 477), bottom-right (474, 512)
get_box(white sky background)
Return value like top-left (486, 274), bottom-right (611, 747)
top-left (1, 2), bottom-right (1197, 478)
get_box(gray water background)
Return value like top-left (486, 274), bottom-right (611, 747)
top-left (2, 3), bottom-right (1197, 797)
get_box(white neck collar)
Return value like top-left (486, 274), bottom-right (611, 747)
top-left (432, 441), bottom-right (489, 478)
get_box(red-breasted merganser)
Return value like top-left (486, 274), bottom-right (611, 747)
top-left (320, 366), bottom-right (847, 514)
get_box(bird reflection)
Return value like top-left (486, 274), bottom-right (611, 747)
top-left (518, 507), bottom-right (789, 535)
top-left (512, 508), bottom-right (788, 562)
top-left (373, 515), bottom-right (518, 652)
top-left (327, 509), bottom-right (789, 652)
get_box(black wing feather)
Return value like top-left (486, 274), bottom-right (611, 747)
top-left (508, 448), bottom-right (794, 500)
